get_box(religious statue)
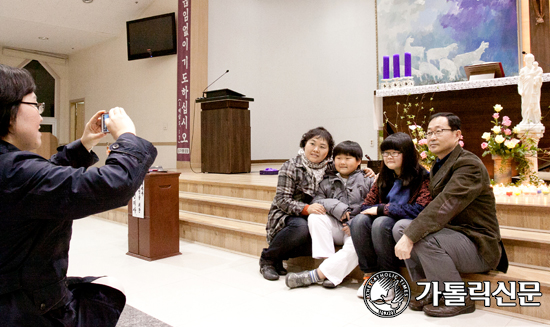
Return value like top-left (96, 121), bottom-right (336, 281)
top-left (518, 53), bottom-right (543, 125)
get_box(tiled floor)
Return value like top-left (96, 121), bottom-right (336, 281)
top-left (68, 217), bottom-right (547, 327)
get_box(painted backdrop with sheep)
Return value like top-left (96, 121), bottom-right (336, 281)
top-left (377, 0), bottom-right (519, 86)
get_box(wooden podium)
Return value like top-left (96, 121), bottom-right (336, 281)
top-left (31, 132), bottom-right (58, 159)
top-left (127, 172), bottom-right (181, 261)
top-left (198, 89), bottom-right (253, 173)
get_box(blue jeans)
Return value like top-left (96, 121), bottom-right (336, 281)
top-left (350, 214), bottom-right (408, 273)
top-left (260, 216), bottom-right (312, 266)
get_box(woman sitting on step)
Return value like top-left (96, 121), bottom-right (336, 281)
top-left (352, 132), bottom-right (432, 298)
top-left (285, 141), bottom-right (375, 289)
top-left (260, 127), bottom-right (335, 280)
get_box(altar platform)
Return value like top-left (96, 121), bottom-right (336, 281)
top-left (95, 163), bottom-right (550, 324)
top-left (375, 74), bottom-right (550, 179)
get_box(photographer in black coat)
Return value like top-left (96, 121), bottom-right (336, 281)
top-left (0, 64), bottom-right (157, 326)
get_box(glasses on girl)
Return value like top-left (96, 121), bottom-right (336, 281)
top-left (382, 151), bottom-right (401, 158)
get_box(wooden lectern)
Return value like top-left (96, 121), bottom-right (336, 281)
top-left (197, 89), bottom-right (254, 173)
top-left (127, 172), bottom-right (182, 261)
top-left (31, 132), bottom-right (58, 159)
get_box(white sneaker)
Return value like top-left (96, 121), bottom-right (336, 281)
top-left (357, 278), bottom-right (368, 298)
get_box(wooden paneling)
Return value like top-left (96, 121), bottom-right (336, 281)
top-left (530, 0), bottom-right (550, 73)
top-left (496, 203), bottom-right (550, 230)
top-left (382, 82), bottom-right (550, 177)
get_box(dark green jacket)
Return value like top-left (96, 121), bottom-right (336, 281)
top-left (404, 145), bottom-right (505, 270)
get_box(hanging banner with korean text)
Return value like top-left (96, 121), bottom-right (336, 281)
top-left (177, 0), bottom-right (191, 161)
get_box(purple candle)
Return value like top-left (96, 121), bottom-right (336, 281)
top-left (383, 56), bottom-right (390, 79)
top-left (393, 54), bottom-right (400, 78)
top-left (404, 52), bottom-right (412, 77)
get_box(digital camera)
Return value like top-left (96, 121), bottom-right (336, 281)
top-left (101, 113), bottom-right (109, 133)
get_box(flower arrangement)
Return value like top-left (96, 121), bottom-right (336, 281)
top-left (481, 105), bottom-right (522, 159)
top-left (408, 124), bottom-right (436, 167)
top-left (481, 104), bottom-right (541, 185)
top-left (384, 93), bottom-right (463, 169)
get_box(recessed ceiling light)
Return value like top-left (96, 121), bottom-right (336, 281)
top-left (82, 0), bottom-right (93, 3)
top-left (38, 37), bottom-right (49, 40)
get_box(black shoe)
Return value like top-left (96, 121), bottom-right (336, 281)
top-left (274, 261), bottom-right (287, 276)
top-left (409, 292), bottom-right (435, 311)
top-left (260, 265), bottom-right (279, 281)
top-left (322, 279), bottom-right (337, 289)
top-left (423, 295), bottom-right (476, 317)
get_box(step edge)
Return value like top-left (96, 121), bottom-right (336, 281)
top-left (179, 179), bottom-right (277, 191)
top-left (179, 210), bottom-right (266, 236)
top-left (179, 191), bottom-right (272, 209)
top-left (500, 229), bottom-right (550, 244)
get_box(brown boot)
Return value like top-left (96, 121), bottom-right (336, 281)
top-left (409, 292), bottom-right (436, 311)
top-left (423, 295), bottom-right (476, 317)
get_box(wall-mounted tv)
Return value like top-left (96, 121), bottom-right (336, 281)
top-left (126, 12), bottom-right (177, 61)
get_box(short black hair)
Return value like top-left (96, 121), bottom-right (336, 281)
top-left (333, 140), bottom-right (363, 161)
top-left (0, 64), bottom-right (36, 138)
top-left (299, 126), bottom-right (335, 158)
top-left (429, 112), bottom-right (461, 131)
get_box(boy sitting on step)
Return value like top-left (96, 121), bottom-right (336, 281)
top-left (286, 141), bottom-right (374, 289)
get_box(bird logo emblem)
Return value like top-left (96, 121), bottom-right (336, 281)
top-left (363, 271), bottom-right (410, 318)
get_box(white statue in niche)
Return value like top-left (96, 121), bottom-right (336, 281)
top-left (518, 53), bottom-right (543, 125)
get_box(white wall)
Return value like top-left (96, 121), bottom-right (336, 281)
top-left (0, 51), bottom-right (70, 144)
top-left (68, 0), bottom-right (178, 168)
top-left (208, 0), bottom-right (379, 160)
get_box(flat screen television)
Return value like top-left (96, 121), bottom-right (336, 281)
top-left (126, 13), bottom-right (177, 61)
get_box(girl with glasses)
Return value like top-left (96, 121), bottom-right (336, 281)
top-left (350, 132), bottom-right (432, 298)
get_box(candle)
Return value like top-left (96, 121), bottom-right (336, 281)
top-left (404, 52), bottom-right (412, 77)
top-left (383, 56), bottom-right (390, 79)
top-left (393, 54), bottom-right (400, 78)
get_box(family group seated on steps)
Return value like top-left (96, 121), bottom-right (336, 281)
top-left (259, 113), bottom-right (508, 318)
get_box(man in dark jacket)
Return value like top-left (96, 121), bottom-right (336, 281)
top-left (0, 64), bottom-right (157, 326)
top-left (393, 112), bottom-right (507, 317)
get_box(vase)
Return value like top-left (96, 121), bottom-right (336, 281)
top-left (492, 155), bottom-right (512, 185)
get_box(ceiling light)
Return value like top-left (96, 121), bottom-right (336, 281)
top-left (38, 37), bottom-right (49, 40)
top-left (82, 0), bottom-right (93, 3)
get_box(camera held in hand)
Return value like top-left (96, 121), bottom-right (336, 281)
top-left (101, 113), bottom-right (109, 133)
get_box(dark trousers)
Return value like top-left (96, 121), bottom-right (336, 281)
top-left (0, 278), bottom-right (125, 327)
top-left (260, 216), bottom-right (312, 266)
top-left (393, 219), bottom-right (492, 291)
top-left (349, 214), bottom-right (405, 273)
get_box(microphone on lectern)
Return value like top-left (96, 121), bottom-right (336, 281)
top-left (202, 70), bottom-right (229, 98)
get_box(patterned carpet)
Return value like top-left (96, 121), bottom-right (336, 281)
top-left (116, 305), bottom-right (172, 327)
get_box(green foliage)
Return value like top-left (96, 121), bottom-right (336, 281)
top-left (384, 93), bottom-right (440, 168)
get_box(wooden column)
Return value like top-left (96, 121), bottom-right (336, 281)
top-left (529, 0), bottom-right (550, 72)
